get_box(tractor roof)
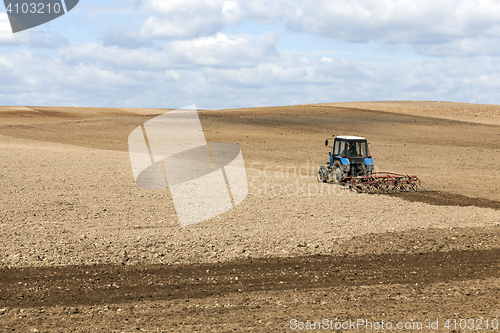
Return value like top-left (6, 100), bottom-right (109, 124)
top-left (336, 135), bottom-right (366, 140)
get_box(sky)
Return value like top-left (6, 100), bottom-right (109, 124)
top-left (1, 0), bottom-right (500, 109)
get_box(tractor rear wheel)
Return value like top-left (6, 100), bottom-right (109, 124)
top-left (331, 161), bottom-right (342, 184)
top-left (361, 165), bottom-right (368, 176)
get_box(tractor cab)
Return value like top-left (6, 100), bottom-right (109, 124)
top-left (328, 136), bottom-right (371, 161)
top-left (318, 136), bottom-right (374, 184)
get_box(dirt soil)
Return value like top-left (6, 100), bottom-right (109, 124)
top-left (0, 102), bottom-right (499, 332)
top-left (321, 101), bottom-right (500, 126)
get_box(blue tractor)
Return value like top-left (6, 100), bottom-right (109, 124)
top-left (317, 136), bottom-right (374, 184)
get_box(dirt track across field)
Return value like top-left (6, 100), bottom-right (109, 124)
top-left (0, 101), bottom-right (499, 332)
top-left (390, 190), bottom-right (500, 210)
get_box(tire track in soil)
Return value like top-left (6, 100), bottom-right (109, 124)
top-left (1, 248), bottom-right (500, 309)
top-left (388, 191), bottom-right (500, 210)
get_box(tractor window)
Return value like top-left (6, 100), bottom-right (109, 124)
top-left (334, 141), bottom-right (340, 155)
top-left (347, 142), bottom-right (356, 157)
top-left (347, 141), bottom-right (368, 157)
top-left (361, 143), bottom-right (368, 157)
top-left (339, 141), bottom-right (346, 156)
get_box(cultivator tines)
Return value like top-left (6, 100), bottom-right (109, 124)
top-left (341, 172), bottom-right (425, 194)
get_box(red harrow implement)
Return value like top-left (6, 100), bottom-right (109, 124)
top-left (341, 172), bottom-right (425, 193)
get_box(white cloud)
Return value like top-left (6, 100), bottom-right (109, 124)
top-left (4, 39), bottom-right (500, 109)
top-left (59, 43), bottom-right (175, 70)
top-left (61, 32), bottom-right (280, 69)
top-left (99, 0), bottom-right (500, 57)
top-left (136, 0), bottom-right (244, 39)
top-left (270, 0), bottom-right (500, 57)
top-left (169, 31), bottom-right (279, 67)
top-left (262, 0), bottom-right (500, 43)
top-left (0, 49), bottom-right (145, 106)
top-left (414, 37), bottom-right (500, 57)
top-left (3, 1), bottom-right (500, 108)
top-left (0, 12), bottom-right (69, 48)
top-left (0, 12), bottom-right (29, 45)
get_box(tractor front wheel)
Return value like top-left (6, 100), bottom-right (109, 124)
top-left (317, 166), bottom-right (328, 183)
